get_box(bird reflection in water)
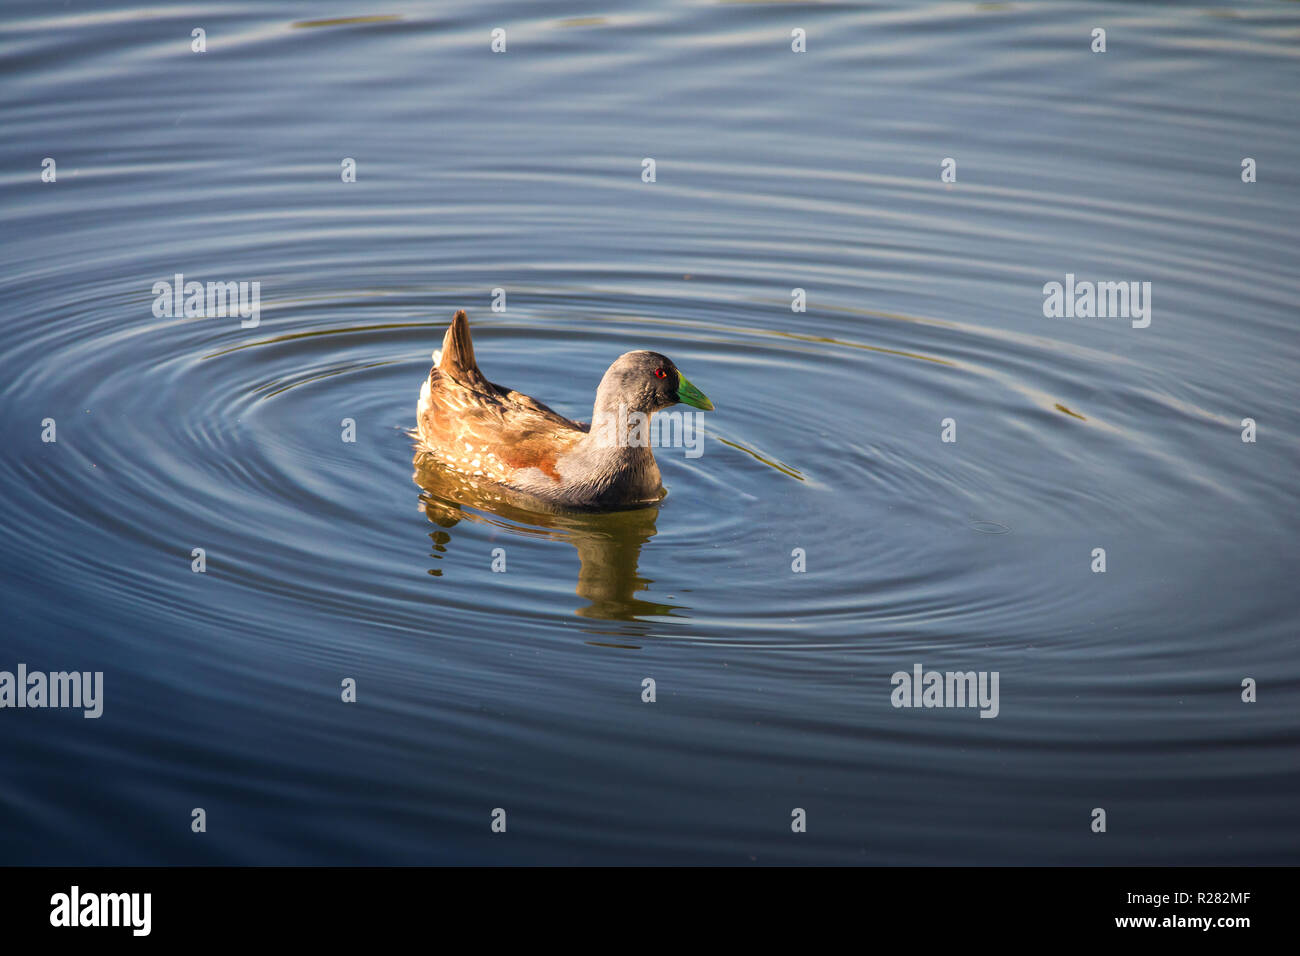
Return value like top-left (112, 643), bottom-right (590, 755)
top-left (412, 449), bottom-right (683, 622)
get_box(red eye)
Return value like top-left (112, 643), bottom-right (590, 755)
top-left (654, 368), bottom-right (668, 379)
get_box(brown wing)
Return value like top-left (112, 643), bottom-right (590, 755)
top-left (418, 311), bottom-right (586, 484)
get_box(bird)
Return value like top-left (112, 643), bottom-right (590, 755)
top-left (416, 310), bottom-right (713, 510)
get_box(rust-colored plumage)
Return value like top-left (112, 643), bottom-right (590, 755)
top-left (417, 311), bottom-right (584, 489)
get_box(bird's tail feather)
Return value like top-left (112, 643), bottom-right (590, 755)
top-left (436, 310), bottom-right (485, 384)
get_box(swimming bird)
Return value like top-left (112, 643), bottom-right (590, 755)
top-left (416, 310), bottom-right (713, 510)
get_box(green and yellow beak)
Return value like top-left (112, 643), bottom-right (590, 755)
top-left (676, 370), bottom-right (714, 411)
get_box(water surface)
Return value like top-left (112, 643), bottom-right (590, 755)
top-left (1, 0), bottom-right (1298, 864)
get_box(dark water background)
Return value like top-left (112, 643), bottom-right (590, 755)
top-left (1, 0), bottom-right (1297, 864)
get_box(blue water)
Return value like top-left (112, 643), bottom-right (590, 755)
top-left (1, 0), bottom-right (1297, 864)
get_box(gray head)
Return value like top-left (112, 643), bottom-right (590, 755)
top-left (593, 350), bottom-right (714, 415)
